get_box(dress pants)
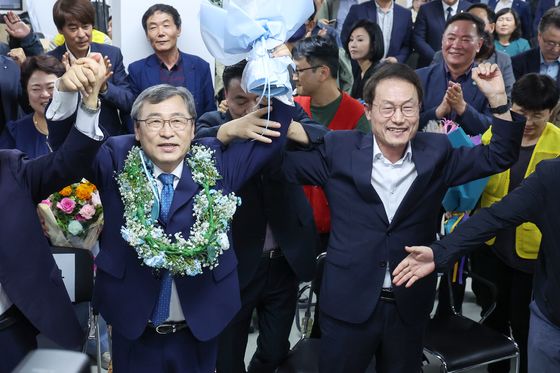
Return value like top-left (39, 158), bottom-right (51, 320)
top-left (471, 249), bottom-right (533, 373)
top-left (111, 324), bottom-right (218, 373)
top-left (528, 301), bottom-right (560, 373)
top-left (216, 255), bottom-right (299, 373)
top-left (0, 308), bottom-right (38, 373)
top-left (319, 299), bottom-right (425, 373)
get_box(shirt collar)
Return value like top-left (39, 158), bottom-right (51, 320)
top-left (158, 50), bottom-right (183, 70)
top-left (372, 135), bottom-right (413, 165)
top-left (375, 0), bottom-right (394, 12)
top-left (65, 44), bottom-right (91, 63)
top-left (540, 51), bottom-right (560, 65)
top-left (441, 1), bottom-right (459, 14)
top-left (443, 62), bottom-right (474, 83)
top-left (153, 161), bottom-right (184, 182)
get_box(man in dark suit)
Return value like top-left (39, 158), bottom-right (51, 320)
top-left (487, 0), bottom-right (533, 40)
top-left (280, 62), bottom-right (524, 372)
top-left (197, 60), bottom-right (321, 373)
top-left (416, 13), bottom-right (493, 134)
top-left (48, 0), bottom-right (135, 136)
top-left (0, 55), bottom-right (106, 373)
top-left (341, 0), bottom-right (413, 63)
top-left (49, 53), bottom-right (304, 371)
top-left (394, 158), bottom-right (560, 373)
top-left (513, 7), bottom-right (560, 88)
top-left (532, 0), bottom-right (555, 36)
top-left (128, 4), bottom-right (216, 118)
top-left (413, 0), bottom-right (472, 67)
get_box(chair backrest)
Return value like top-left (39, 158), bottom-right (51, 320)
top-left (51, 246), bottom-right (94, 304)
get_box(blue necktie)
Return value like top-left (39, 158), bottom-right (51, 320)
top-left (151, 173), bottom-right (175, 326)
top-left (446, 6), bottom-right (453, 21)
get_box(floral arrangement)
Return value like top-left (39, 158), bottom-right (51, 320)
top-left (37, 180), bottom-right (103, 250)
top-left (116, 145), bottom-right (240, 276)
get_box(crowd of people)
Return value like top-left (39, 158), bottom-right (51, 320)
top-left (1, 0), bottom-right (560, 372)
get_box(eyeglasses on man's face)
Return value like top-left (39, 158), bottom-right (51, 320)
top-left (293, 65), bottom-right (324, 75)
top-left (370, 103), bottom-right (419, 118)
top-left (135, 116), bottom-right (195, 131)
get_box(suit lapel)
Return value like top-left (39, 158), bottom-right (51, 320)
top-left (390, 138), bottom-right (435, 227)
top-left (351, 135), bottom-right (389, 224)
top-left (181, 53), bottom-right (196, 96)
top-left (145, 55), bottom-right (163, 88)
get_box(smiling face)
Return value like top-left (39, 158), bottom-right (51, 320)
top-left (512, 103), bottom-right (550, 144)
top-left (348, 27), bottom-right (371, 62)
top-left (225, 78), bottom-right (259, 119)
top-left (442, 20), bottom-right (483, 73)
top-left (145, 10), bottom-right (180, 54)
top-left (27, 70), bottom-right (58, 115)
top-left (365, 78), bottom-right (420, 162)
top-left (59, 17), bottom-right (92, 58)
top-left (134, 95), bottom-right (194, 173)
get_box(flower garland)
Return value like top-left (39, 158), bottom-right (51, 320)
top-left (116, 145), bottom-right (240, 276)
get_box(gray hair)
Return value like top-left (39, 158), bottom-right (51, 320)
top-left (131, 84), bottom-right (197, 123)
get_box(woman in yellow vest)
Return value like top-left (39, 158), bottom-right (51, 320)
top-left (473, 73), bottom-right (560, 373)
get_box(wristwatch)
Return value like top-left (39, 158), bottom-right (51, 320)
top-left (489, 103), bottom-right (510, 114)
top-left (80, 100), bottom-right (101, 114)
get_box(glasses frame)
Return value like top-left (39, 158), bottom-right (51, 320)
top-left (293, 65), bottom-right (324, 75)
top-left (370, 103), bottom-right (420, 118)
top-left (135, 116), bottom-right (195, 131)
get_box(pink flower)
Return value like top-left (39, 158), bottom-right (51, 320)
top-left (75, 214), bottom-right (86, 222)
top-left (79, 204), bottom-right (96, 220)
top-left (56, 197), bottom-right (76, 214)
top-left (91, 191), bottom-right (101, 207)
top-left (40, 199), bottom-right (52, 207)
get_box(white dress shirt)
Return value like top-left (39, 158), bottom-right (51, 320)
top-left (371, 137), bottom-right (417, 288)
top-left (441, 1), bottom-right (459, 19)
top-left (0, 86), bottom-right (103, 315)
top-left (494, 0), bottom-right (514, 14)
top-left (376, 0), bottom-right (395, 59)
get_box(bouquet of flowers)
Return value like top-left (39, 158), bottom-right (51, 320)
top-left (37, 179), bottom-right (103, 250)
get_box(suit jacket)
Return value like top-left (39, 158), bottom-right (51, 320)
top-left (413, 0), bottom-right (473, 68)
top-left (128, 52), bottom-right (216, 118)
top-left (0, 126), bottom-right (102, 349)
top-left (341, 1), bottom-right (413, 63)
top-left (416, 62), bottom-right (492, 135)
top-left (487, 0), bottom-right (533, 39)
top-left (76, 99), bottom-right (293, 342)
top-left (533, 0), bottom-right (554, 35)
top-left (195, 109), bottom-right (324, 289)
top-left (0, 56), bottom-right (22, 133)
top-left (432, 158), bottom-right (560, 328)
top-left (512, 47), bottom-right (560, 88)
top-left (49, 43), bottom-right (135, 136)
top-left (280, 114), bottom-right (524, 326)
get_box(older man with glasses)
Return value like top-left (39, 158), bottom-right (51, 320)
top-left (513, 7), bottom-right (560, 89)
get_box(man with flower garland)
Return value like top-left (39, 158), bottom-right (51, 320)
top-left (47, 55), bottom-right (309, 371)
top-left (0, 54), bottom-right (106, 372)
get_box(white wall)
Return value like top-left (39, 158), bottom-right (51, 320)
top-left (113, 0), bottom-right (215, 78)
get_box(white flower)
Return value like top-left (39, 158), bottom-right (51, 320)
top-left (68, 220), bottom-right (84, 235)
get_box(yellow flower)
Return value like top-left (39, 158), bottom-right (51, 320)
top-left (75, 183), bottom-right (94, 200)
top-left (59, 186), bottom-right (72, 197)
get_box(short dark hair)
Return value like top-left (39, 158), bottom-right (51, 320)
top-left (222, 60), bottom-right (248, 92)
top-left (344, 19), bottom-right (384, 66)
top-left (495, 8), bottom-right (522, 41)
top-left (292, 35), bottom-right (339, 79)
top-left (444, 12), bottom-right (486, 39)
top-left (512, 73), bottom-right (559, 111)
top-left (20, 55), bottom-right (65, 108)
top-left (539, 7), bottom-right (560, 34)
top-left (141, 4), bottom-right (181, 32)
top-left (52, 0), bottom-right (95, 30)
top-left (363, 63), bottom-right (423, 106)
top-left (467, 3), bottom-right (496, 24)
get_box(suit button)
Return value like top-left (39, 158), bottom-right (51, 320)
top-left (379, 262), bottom-right (387, 268)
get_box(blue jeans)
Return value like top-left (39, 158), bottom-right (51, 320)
top-left (528, 300), bottom-right (560, 373)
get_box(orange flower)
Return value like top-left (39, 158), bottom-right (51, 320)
top-left (75, 183), bottom-right (94, 200)
top-left (59, 186), bottom-right (72, 197)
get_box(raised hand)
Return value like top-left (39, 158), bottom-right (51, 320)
top-left (471, 62), bottom-right (507, 107)
top-left (7, 47), bottom-right (26, 66)
top-left (3, 11), bottom-right (31, 40)
top-left (445, 82), bottom-right (466, 115)
top-left (217, 106), bottom-right (281, 144)
top-left (435, 94), bottom-right (452, 119)
top-left (58, 53), bottom-right (107, 100)
top-left (392, 246), bottom-right (436, 288)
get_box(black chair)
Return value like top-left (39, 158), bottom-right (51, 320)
top-left (277, 252), bottom-right (325, 373)
top-left (424, 268), bottom-right (520, 372)
top-left (51, 247), bottom-right (103, 373)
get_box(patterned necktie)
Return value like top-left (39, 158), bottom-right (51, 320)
top-left (446, 6), bottom-right (453, 21)
top-left (151, 173), bottom-right (175, 326)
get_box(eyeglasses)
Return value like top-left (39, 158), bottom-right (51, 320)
top-left (370, 103), bottom-right (419, 118)
top-left (293, 65), bottom-right (323, 75)
top-left (443, 35), bottom-right (478, 46)
top-left (135, 116), bottom-right (194, 131)
top-left (541, 38), bottom-right (560, 49)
